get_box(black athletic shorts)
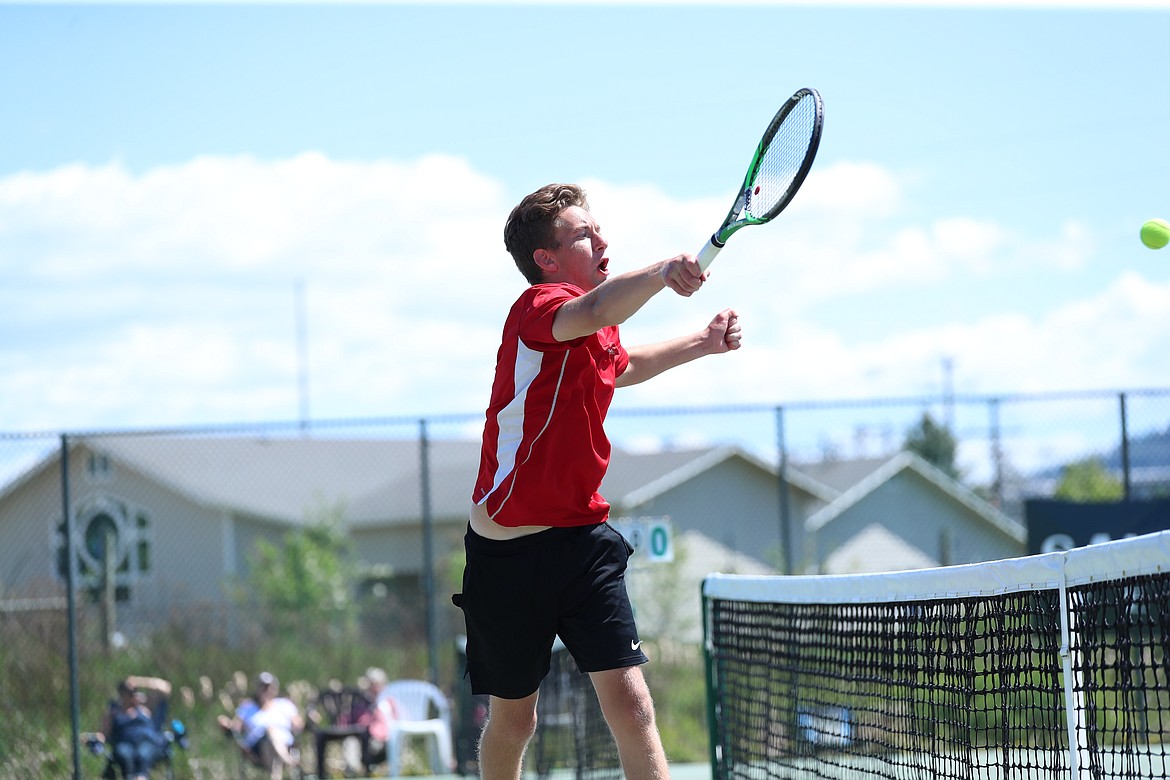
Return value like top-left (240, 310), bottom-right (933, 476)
top-left (452, 521), bottom-right (648, 699)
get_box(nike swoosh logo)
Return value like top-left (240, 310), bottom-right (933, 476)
top-left (631, 640), bottom-right (643, 650)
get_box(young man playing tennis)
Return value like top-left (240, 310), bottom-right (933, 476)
top-left (457, 183), bottom-right (741, 780)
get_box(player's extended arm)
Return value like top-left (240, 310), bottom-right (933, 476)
top-left (616, 309), bottom-right (741, 388)
top-left (127, 675), bottom-right (172, 696)
top-left (551, 256), bottom-right (705, 343)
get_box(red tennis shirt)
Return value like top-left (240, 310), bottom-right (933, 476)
top-left (472, 282), bottom-right (629, 528)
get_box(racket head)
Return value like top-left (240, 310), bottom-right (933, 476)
top-left (713, 88), bottom-right (824, 245)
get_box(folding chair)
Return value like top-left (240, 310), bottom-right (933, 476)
top-left (82, 694), bottom-right (187, 780)
top-left (381, 680), bottom-right (455, 777)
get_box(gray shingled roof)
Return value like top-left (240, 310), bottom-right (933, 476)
top-left (32, 437), bottom-right (986, 537)
top-left (805, 450), bottom-right (1026, 542)
top-left (87, 436), bottom-right (480, 524)
top-left (79, 436), bottom-right (776, 527)
top-left (795, 457), bottom-right (888, 495)
top-left (601, 447), bottom-right (731, 506)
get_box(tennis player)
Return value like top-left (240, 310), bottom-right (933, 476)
top-left (454, 183), bottom-right (741, 780)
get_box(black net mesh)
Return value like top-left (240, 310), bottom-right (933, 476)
top-left (706, 568), bottom-right (1170, 779)
top-left (528, 644), bottom-right (622, 780)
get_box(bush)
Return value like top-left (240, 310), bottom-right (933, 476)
top-left (1, 606), bottom-right (711, 777)
top-left (0, 601), bottom-right (428, 780)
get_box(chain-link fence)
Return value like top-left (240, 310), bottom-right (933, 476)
top-left (1, 388), bottom-right (1168, 778)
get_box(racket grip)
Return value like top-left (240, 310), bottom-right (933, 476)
top-left (696, 237), bottom-right (722, 272)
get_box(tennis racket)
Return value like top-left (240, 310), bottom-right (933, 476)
top-left (696, 87), bottom-right (824, 272)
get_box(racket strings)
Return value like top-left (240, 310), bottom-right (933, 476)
top-left (746, 95), bottom-right (820, 219)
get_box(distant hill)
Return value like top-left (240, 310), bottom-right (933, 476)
top-left (1029, 424), bottom-right (1170, 500)
top-left (1100, 425), bottom-right (1170, 471)
top-left (1034, 425), bottom-right (1170, 475)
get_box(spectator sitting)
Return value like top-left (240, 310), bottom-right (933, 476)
top-left (98, 675), bottom-right (171, 780)
top-left (347, 666), bottom-right (399, 770)
top-left (361, 667), bottom-right (399, 756)
top-left (218, 672), bottom-right (303, 780)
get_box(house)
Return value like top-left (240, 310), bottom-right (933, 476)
top-left (602, 445), bottom-right (832, 572)
top-left (624, 529), bottom-right (778, 644)
top-left (620, 450), bottom-right (1026, 641)
top-left (0, 435), bottom-right (481, 638)
top-left (798, 451), bottom-right (1027, 574)
top-left (606, 447), bottom-right (1026, 576)
top-left (0, 435), bottom-right (1025, 641)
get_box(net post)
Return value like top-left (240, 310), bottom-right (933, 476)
top-left (1058, 554), bottom-right (1087, 779)
top-left (701, 578), bottom-right (722, 780)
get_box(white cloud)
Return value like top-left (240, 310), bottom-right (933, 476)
top-left (0, 153), bottom-right (516, 429)
top-left (798, 160), bottom-right (903, 218)
top-left (1, 153), bottom-right (1167, 440)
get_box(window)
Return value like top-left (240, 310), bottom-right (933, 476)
top-left (85, 452), bottom-right (112, 482)
top-left (135, 512), bottom-right (152, 573)
top-left (54, 495), bottom-right (154, 600)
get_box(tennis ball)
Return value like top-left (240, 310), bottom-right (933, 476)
top-left (1140, 218), bottom-right (1170, 250)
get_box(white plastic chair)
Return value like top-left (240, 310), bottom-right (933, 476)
top-left (379, 679), bottom-right (455, 777)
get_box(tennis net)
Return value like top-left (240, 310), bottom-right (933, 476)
top-left (703, 530), bottom-right (1170, 780)
top-left (527, 639), bottom-right (622, 780)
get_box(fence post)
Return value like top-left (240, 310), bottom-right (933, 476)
top-left (101, 530), bottom-right (117, 651)
top-left (419, 419), bottom-right (439, 684)
top-left (1119, 392), bottom-right (1131, 501)
top-left (61, 434), bottom-right (81, 780)
top-left (776, 406), bottom-right (793, 575)
top-left (989, 398), bottom-right (1004, 508)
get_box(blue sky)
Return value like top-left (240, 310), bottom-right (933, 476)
top-left (2, 2), bottom-right (1169, 474)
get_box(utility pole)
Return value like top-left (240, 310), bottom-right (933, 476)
top-left (296, 280), bottom-right (310, 431)
top-left (941, 357), bottom-right (955, 432)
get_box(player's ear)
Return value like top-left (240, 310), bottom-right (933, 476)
top-left (533, 248), bottom-right (557, 272)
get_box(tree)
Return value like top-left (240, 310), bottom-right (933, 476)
top-left (246, 501), bottom-right (359, 645)
top-left (1054, 458), bottom-right (1124, 501)
top-left (903, 411), bottom-right (960, 479)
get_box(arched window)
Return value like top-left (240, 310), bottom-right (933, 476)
top-left (84, 512), bottom-right (120, 566)
top-left (54, 495), bottom-right (153, 601)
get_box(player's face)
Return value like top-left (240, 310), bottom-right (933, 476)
top-left (546, 206), bottom-right (609, 291)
